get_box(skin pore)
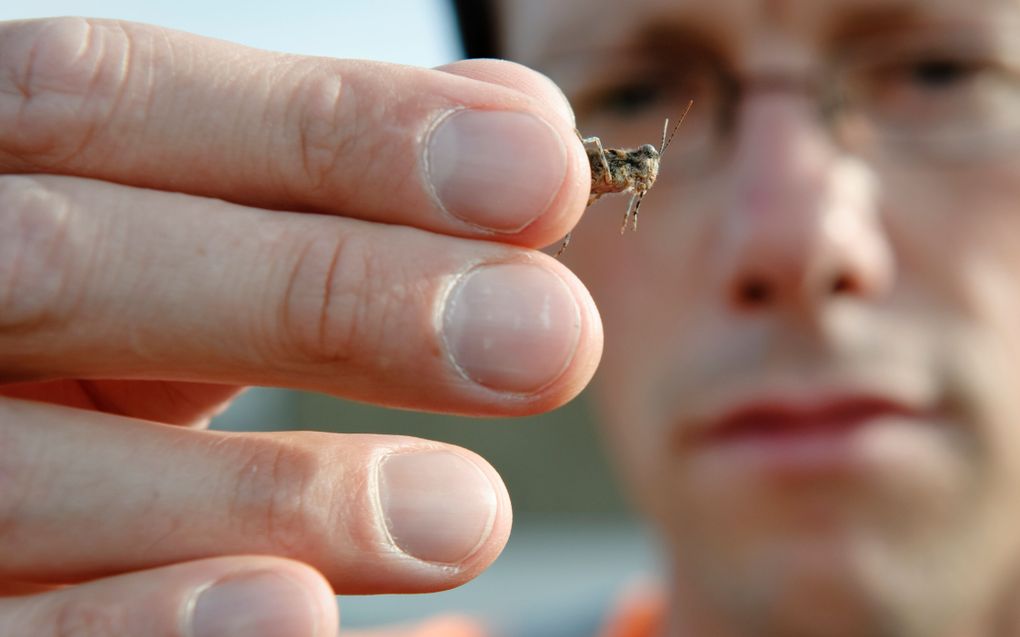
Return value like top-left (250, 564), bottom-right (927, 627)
top-left (500, 1), bottom-right (1020, 636)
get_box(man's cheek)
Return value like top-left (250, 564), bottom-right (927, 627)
top-left (593, 374), bottom-right (668, 511)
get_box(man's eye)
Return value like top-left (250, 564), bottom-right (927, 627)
top-left (593, 81), bottom-right (664, 116)
top-left (854, 55), bottom-right (992, 107)
top-left (907, 58), bottom-right (978, 89)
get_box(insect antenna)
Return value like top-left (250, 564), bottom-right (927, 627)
top-left (659, 99), bottom-right (694, 156)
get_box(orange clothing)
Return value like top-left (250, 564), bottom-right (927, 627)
top-left (382, 581), bottom-right (668, 637)
top-left (597, 580), bottom-right (668, 637)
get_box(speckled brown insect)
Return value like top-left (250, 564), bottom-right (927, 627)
top-left (556, 100), bottom-right (693, 257)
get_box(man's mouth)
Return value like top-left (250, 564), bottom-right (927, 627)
top-left (693, 396), bottom-right (918, 442)
top-left (673, 391), bottom-right (936, 477)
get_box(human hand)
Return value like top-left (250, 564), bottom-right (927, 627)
top-left (0, 17), bottom-right (601, 636)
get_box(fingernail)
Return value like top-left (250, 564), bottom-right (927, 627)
top-left (379, 450), bottom-right (498, 563)
top-left (442, 263), bottom-right (581, 393)
top-left (190, 572), bottom-right (317, 637)
top-left (426, 109), bottom-right (567, 233)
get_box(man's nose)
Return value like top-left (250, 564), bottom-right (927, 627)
top-left (717, 96), bottom-right (894, 316)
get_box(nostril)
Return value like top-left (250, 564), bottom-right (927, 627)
top-left (831, 272), bottom-right (857, 295)
top-left (734, 276), bottom-right (774, 307)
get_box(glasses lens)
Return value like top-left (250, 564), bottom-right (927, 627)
top-left (837, 27), bottom-right (1020, 161)
top-left (571, 57), bottom-right (726, 178)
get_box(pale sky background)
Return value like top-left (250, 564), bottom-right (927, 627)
top-left (0, 0), bottom-right (462, 65)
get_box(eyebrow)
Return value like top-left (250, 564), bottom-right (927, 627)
top-left (536, 0), bottom-right (1004, 82)
top-left (825, 2), bottom-right (938, 44)
top-left (628, 20), bottom-right (731, 62)
top-left (540, 15), bottom-right (729, 73)
top-left (539, 19), bottom-right (730, 102)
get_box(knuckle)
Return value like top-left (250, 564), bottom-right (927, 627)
top-left (0, 18), bottom-right (141, 165)
top-left (283, 60), bottom-right (354, 193)
top-left (0, 176), bottom-right (78, 335)
top-left (226, 436), bottom-right (327, 555)
top-left (50, 598), bottom-right (128, 637)
top-left (278, 230), bottom-right (387, 366)
top-left (0, 409), bottom-right (37, 559)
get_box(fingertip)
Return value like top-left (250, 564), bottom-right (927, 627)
top-left (424, 108), bottom-right (571, 235)
top-left (0, 556), bottom-right (339, 637)
top-left (548, 122), bottom-right (595, 250)
top-left (377, 447), bottom-right (505, 568)
top-left (453, 446), bottom-right (513, 580)
top-left (257, 559), bottom-right (340, 637)
top-left (437, 253), bottom-right (602, 415)
top-left (528, 253), bottom-right (605, 411)
top-left (389, 440), bottom-right (514, 587)
top-left (509, 108), bottom-right (590, 251)
top-left (434, 60), bottom-right (590, 247)
top-left (435, 59), bottom-right (575, 128)
top-left (559, 255), bottom-right (605, 396)
top-left (189, 560), bottom-right (338, 637)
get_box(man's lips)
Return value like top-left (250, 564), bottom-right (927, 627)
top-left (670, 393), bottom-right (938, 478)
top-left (683, 396), bottom-right (922, 446)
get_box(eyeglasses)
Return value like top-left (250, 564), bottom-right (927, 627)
top-left (569, 25), bottom-right (1020, 178)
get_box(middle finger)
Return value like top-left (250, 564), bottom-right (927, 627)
top-left (0, 174), bottom-right (602, 416)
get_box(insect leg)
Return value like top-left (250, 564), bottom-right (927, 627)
top-left (579, 132), bottom-right (612, 189)
top-left (631, 191), bottom-right (647, 232)
top-left (555, 232), bottom-right (572, 257)
top-left (591, 138), bottom-right (612, 181)
top-left (621, 192), bottom-right (639, 234)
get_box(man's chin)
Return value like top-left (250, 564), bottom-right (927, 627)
top-left (660, 437), bottom-right (985, 637)
top-left (672, 534), bottom-right (930, 637)
top-left (665, 510), bottom-right (996, 637)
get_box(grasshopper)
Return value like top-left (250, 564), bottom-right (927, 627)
top-left (556, 100), bottom-right (692, 257)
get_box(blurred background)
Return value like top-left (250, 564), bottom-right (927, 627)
top-left (1, 1), bottom-right (659, 634)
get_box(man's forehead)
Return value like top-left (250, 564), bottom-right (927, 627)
top-left (497, 0), bottom-right (1016, 66)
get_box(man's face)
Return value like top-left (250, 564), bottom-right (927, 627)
top-left (501, 1), bottom-right (1020, 635)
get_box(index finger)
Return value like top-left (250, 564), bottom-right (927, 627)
top-left (0, 17), bottom-right (589, 247)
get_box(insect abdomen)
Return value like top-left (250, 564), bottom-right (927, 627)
top-left (591, 151), bottom-right (633, 195)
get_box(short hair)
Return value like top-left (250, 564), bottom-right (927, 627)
top-left (451, 0), bottom-right (500, 59)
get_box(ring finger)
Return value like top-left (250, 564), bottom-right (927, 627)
top-left (0, 396), bottom-right (511, 593)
